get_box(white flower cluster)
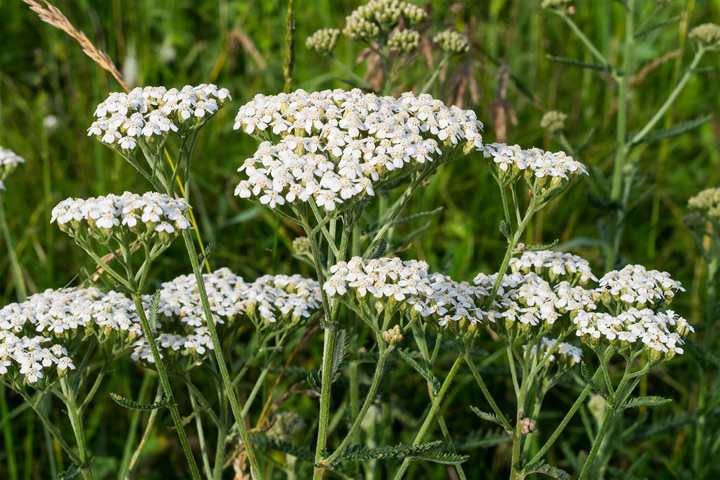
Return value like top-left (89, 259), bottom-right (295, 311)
top-left (598, 265), bottom-right (684, 309)
top-left (87, 84), bottom-right (231, 152)
top-left (0, 146), bottom-right (25, 191)
top-left (480, 143), bottom-right (587, 191)
top-left (573, 308), bottom-right (693, 361)
top-left (233, 89), bottom-right (483, 212)
top-left (523, 337), bottom-right (583, 367)
top-left (131, 268), bottom-right (321, 363)
top-left (510, 250), bottom-right (597, 285)
top-left (0, 331), bottom-right (75, 384)
top-left (51, 191), bottom-right (190, 242)
top-left (0, 287), bottom-right (142, 340)
top-left (343, 0), bottom-right (426, 43)
top-left (433, 30), bottom-right (470, 55)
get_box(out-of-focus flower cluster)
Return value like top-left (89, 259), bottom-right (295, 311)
top-left (523, 336), bottom-right (583, 368)
top-left (233, 88), bottom-right (483, 212)
top-left (480, 143), bottom-right (587, 194)
top-left (51, 192), bottom-right (190, 246)
top-left (388, 29), bottom-right (421, 53)
top-left (433, 30), bottom-right (470, 55)
top-left (686, 187), bottom-right (720, 227)
top-left (87, 84), bottom-right (231, 153)
top-left (510, 250), bottom-right (596, 286)
top-left (343, 0), bottom-right (426, 43)
top-left (306, 29), bottom-right (341, 56)
top-left (540, 111), bottom-right (567, 134)
top-left (689, 23), bottom-right (720, 48)
top-left (131, 268), bottom-right (321, 363)
top-left (0, 288), bottom-right (142, 386)
top-left (0, 147), bottom-right (25, 191)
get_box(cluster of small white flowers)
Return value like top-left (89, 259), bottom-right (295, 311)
top-left (343, 0), bottom-right (426, 42)
top-left (598, 265), bottom-right (684, 309)
top-left (0, 287), bottom-right (142, 340)
top-left (0, 147), bottom-right (25, 191)
top-left (233, 89), bottom-right (483, 212)
top-left (324, 256), bottom-right (430, 299)
top-left (131, 268), bottom-right (321, 362)
top-left (480, 143), bottom-right (587, 189)
top-left (306, 28), bottom-right (340, 55)
top-left (51, 191), bottom-right (190, 240)
top-left (0, 331), bottom-right (75, 384)
top-left (87, 84), bottom-right (231, 152)
top-left (433, 30), bottom-right (470, 55)
top-left (523, 337), bottom-right (583, 366)
top-left (554, 281), bottom-right (598, 314)
top-left (573, 308), bottom-right (693, 361)
top-left (510, 250), bottom-right (597, 285)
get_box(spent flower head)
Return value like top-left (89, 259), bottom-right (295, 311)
top-left (306, 28), bottom-right (341, 55)
top-left (233, 88), bottom-right (483, 213)
top-left (433, 30), bottom-right (470, 55)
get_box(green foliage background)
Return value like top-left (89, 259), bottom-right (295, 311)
top-left (0, 0), bottom-right (718, 478)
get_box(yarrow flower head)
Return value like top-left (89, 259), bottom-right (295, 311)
top-left (433, 30), bottom-right (470, 55)
top-left (597, 265), bottom-right (684, 310)
top-left (131, 268), bottom-right (321, 364)
top-left (51, 191), bottom-right (190, 250)
top-left (0, 147), bottom-right (25, 191)
top-left (689, 23), bottom-right (720, 49)
top-left (343, 0), bottom-right (426, 43)
top-left (480, 143), bottom-right (587, 195)
top-left (88, 84), bottom-right (231, 153)
top-left (540, 111), bottom-right (568, 134)
top-left (306, 29), bottom-right (340, 55)
top-left (388, 29), bottom-right (420, 53)
top-left (233, 88), bottom-right (483, 212)
top-left (510, 250), bottom-right (597, 286)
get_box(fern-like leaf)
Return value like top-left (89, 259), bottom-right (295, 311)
top-left (412, 450), bottom-right (469, 465)
top-left (524, 239), bottom-right (560, 252)
top-left (632, 114), bottom-right (712, 145)
top-left (547, 54), bottom-right (610, 72)
top-left (397, 349), bottom-right (440, 394)
top-left (328, 441), bottom-right (467, 466)
top-left (622, 395), bottom-right (672, 410)
top-left (470, 406), bottom-right (511, 433)
top-left (522, 459), bottom-right (571, 480)
top-left (253, 435), bottom-right (316, 463)
top-left (686, 340), bottom-right (720, 369)
top-left (148, 291), bottom-right (161, 330)
top-left (454, 428), bottom-right (512, 450)
top-left (391, 207), bottom-right (443, 227)
top-left (330, 329), bottom-right (348, 384)
top-left (580, 362), bottom-right (607, 401)
top-left (109, 393), bottom-right (172, 410)
top-left (369, 239), bottom-right (388, 259)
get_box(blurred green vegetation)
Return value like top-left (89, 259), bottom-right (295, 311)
top-left (0, 0), bottom-right (719, 478)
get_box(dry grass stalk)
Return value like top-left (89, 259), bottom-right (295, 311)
top-left (24, 0), bottom-right (129, 92)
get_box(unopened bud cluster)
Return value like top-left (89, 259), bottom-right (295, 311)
top-left (51, 191), bottom-right (190, 247)
top-left (0, 147), bottom-right (25, 191)
top-left (689, 23), bottom-right (720, 48)
top-left (433, 30), bottom-right (470, 55)
top-left (382, 324), bottom-right (403, 343)
top-left (88, 84), bottom-right (231, 153)
top-left (687, 187), bottom-right (720, 225)
top-left (540, 111), bottom-right (567, 134)
top-left (343, 0), bottom-right (426, 43)
top-left (388, 29), bottom-right (420, 53)
top-left (306, 29), bottom-right (340, 55)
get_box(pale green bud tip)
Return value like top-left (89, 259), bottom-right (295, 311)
top-left (689, 23), bottom-right (720, 48)
top-left (434, 30), bottom-right (469, 55)
top-left (541, 0), bottom-right (573, 10)
top-left (306, 28), bottom-right (340, 55)
top-left (540, 110), bottom-right (568, 134)
top-left (388, 29), bottom-right (420, 53)
top-left (292, 235), bottom-right (312, 256)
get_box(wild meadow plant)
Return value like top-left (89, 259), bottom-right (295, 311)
top-left (0, 0), bottom-right (715, 479)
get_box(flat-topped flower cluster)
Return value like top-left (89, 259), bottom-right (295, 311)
top-left (0, 332), bottom-right (74, 384)
top-left (233, 89), bottom-right (483, 212)
top-left (0, 146), bottom-right (25, 191)
top-left (51, 191), bottom-right (190, 241)
top-left (480, 143), bottom-right (587, 192)
top-left (324, 251), bottom-right (692, 361)
top-left (87, 84), bottom-right (231, 152)
top-left (131, 268), bottom-right (322, 363)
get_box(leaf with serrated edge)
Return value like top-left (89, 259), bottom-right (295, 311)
top-left (622, 396), bottom-right (672, 410)
top-left (398, 349), bottom-right (440, 394)
top-left (110, 393), bottom-right (172, 410)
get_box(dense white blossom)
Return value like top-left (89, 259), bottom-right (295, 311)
top-left (510, 250), bottom-right (597, 285)
top-left (233, 89), bottom-right (483, 212)
top-left (51, 191), bottom-right (190, 241)
top-left (598, 264), bottom-right (684, 309)
top-left (88, 84), bottom-right (231, 152)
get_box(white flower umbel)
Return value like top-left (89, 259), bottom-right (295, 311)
top-left (0, 331), bottom-right (75, 385)
top-left (233, 88), bottom-right (483, 213)
top-left (0, 146), bottom-right (25, 190)
top-left (598, 264), bottom-right (684, 310)
top-left (510, 250), bottom-right (597, 286)
top-left (88, 84), bottom-right (231, 153)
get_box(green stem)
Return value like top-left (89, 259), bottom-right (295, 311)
top-left (0, 386), bottom-right (18, 480)
top-left (187, 378), bottom-right (213, 480)
top-left (131, 293), bottom-right (201, 480)
top-left (180, 230), bottom-right (263, 478)
top-left (323, 349), bottom-right (389, 466)
top-left (463, 347), bottom-right (513, 433)
top-left (117, 371), bottom-right (153, 480)
top-left (126, 383), bottom-right (163, 479)
top-left (0, 192), bottom-right (27, 302)
top-left (330, 56), bottom-right (373, 90)
top-left (558, 13), bottom-right (611, 68)
top-left (419, 54), bottom-right (449, 95)
top-left (392, 354), bottom-right (464, 480)
top-left (60, 378), bottom-right (93, 480)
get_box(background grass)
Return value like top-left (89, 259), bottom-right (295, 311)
top-left (0, 0), bottom-right (719, 478)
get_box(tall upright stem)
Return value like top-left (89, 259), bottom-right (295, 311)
top-left (0, 192), bottom-right (27, 301)
top-left (131, 293), bottom-right (201, 480)
top-left (60, 378), bottom-right (93, 480)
